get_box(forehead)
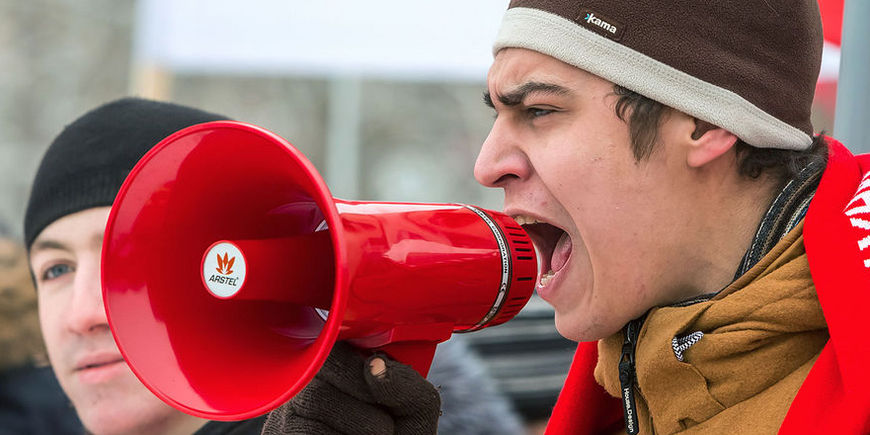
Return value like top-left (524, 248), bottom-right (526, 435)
top-left (30, 207), bottom-right (111, 255)
top-left (487, 48), bottom-right (604, 91)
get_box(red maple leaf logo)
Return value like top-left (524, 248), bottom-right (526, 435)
top-left (215, 252), bottom-right (235, 275)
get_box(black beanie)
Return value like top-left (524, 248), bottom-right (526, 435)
top-left (24, 97), bottom-right (227, 249)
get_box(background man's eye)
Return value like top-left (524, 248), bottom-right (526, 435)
top-left (43, 264), bottom-right (73, 281)
top-left (528, 107), bottom-right (554, 118)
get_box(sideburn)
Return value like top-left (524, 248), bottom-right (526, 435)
top-left (613, 85), bottom-right (669, 161)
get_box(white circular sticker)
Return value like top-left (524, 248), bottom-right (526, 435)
top-left (202, 241), bottom-right (247, 298)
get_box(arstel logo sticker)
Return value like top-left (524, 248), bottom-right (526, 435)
top-left (202, 241), bottom-right (247, 298)
top-left (578, 9), bottom-right (625, 41)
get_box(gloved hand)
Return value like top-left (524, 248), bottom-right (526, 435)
top-left (261, 341), bottom-right (441, 435)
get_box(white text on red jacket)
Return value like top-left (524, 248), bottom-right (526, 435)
top-left (845, 172), bottom-right (870, 268)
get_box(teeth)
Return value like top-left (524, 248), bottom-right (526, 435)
top-left (514, 215), bottom-right (544, 225)
top-left (538, 270), bottom-right (555, 287)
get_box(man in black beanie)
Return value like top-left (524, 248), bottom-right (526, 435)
top-left (24, 97), bottom-right (267, 435)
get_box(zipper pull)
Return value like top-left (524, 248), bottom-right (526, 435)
top-left (618, 319), bottom-right (641, 435)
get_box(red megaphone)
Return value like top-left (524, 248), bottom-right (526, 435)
top-left (101, 121), bottom-right (537, 421)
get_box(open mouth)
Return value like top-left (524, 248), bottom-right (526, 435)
top-left (514, 215), bottom-right (572, 287)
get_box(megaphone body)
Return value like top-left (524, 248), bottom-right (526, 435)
top-left (102, 121), bottom-right (537, 420)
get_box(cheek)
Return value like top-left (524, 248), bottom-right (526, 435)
top-left (37, 292), bottom-right (65, 357)
top-left (565, 169), bottom-right (661, 263)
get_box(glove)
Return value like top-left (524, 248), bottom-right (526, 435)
top-left (261, 341), bottom-right (441, 435)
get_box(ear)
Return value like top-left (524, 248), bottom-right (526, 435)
top-left (685, 120), bottom-right (738, 168)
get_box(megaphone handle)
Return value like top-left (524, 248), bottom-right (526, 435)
top-left (375, 341), bottom-right (439, 378)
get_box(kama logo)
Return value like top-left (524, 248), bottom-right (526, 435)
top-left (579, 9), bottom-right (625, 41)
top-left (584, 12), bottom-right (617, 34)
top-left (215, 252), bottom-right (235, 275)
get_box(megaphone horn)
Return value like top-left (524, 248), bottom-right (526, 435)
top-left (102, 121), bottom-right (537, 420)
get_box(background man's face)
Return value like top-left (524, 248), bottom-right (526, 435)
top-left (476, 48), bottom-right (700, 341)
top-left (29, 206), bottom-right (199, 435)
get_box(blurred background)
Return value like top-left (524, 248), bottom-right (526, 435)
top-left (0, 0), bottom-right (851, 431)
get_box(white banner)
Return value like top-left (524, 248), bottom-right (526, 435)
top-left (134, 0), bottom-right (509, 81)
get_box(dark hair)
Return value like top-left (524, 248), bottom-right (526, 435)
top-left (612, 85), bottom-right (828, 181)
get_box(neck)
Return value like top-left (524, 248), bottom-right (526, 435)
top-left (678, 171), bottom-right (782, 300)
top-left (162, 416), bottom-right (208, 435)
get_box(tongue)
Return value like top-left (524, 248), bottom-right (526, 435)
top-left (550, 232), bottom-right (572, 273)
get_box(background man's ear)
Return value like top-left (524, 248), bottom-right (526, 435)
top-left (686, 119), bottom-right (738, 168)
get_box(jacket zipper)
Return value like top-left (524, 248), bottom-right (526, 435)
top-left (619, 318), bottom-right (643, 435)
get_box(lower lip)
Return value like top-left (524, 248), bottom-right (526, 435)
top-left (76, 360), bottom-right (126, 384)
top-left (536, 256), bottom-right (571, 302)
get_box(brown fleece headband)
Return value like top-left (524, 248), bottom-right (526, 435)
top-left (494, 0), bottom-right (823, 150)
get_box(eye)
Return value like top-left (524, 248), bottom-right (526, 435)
top-left (527, 107), bottom-right (555, 118)
top-left (42, 263), bottom-right (74, 282)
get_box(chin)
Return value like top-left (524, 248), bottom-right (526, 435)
top-left (75, 393), bottom-right (181, 435)
top-left (553, 311), bottom-right (590, 342)
top-left (553, 306), bottom-right (625, 343)
top-left (78, 410), bottom-right (139, 435)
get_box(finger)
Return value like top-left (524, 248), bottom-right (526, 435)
top-left (291, 377), bottom-right (395, 435)
top-left (364, 355), bottom-right (441, 435)
top-left (262, 403), bottom-right (342, 435)
top-left (364, 355), bottom-right (441, 414)
top-left (315, 341), bottom-right (376, 403)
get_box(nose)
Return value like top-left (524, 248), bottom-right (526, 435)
top-left (474, 120), bottom-right (530, 188)
top-left (66, 253), bottom-right (109, 335)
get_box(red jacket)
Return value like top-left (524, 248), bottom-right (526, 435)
top-left (545, 139), bottom-right (870, 434)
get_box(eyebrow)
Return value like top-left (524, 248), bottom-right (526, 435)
top-left (483, 81), bottom-right (573, 108)
top-left (29, 239), bottom-right (70, 254)
top-left (29, 233), bottom-right (103, 255)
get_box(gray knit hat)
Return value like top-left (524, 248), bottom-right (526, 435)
top-left (493, 0), bottom-right (823, 150)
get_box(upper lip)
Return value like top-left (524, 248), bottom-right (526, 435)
top-left (505, 208), bottom-right (553, 227)
top-left (507, 208), bottom-right (570, 273)
top-left (74, 352), bottom-right (125, 371)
